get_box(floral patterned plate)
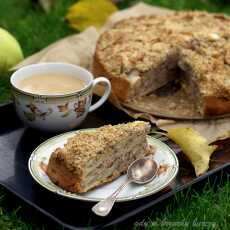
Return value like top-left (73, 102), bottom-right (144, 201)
top-left (28, 130), bottom-right (179, 202)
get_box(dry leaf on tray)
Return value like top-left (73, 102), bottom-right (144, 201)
top-left (66, 0), bottom-right (118, 31)
top-left (166, 127), bottom-right (218, 176)
top-left (157, 117), bottom-right (230, 144)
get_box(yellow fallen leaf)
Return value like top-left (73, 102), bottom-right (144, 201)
top-left (166, 127), bottom-right (217, 176)
top-left (66, 0), bottom-right (118, 31)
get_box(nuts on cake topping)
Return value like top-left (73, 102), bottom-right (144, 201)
top-left (57, 121), bottom-right (150, 171)
top-left (96, 11), bottom-right (230, 99)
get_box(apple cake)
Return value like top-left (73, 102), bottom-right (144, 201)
top-left (46, 121), bottom-right (152, 193)
top-left (92, 11), bottom-right (230, 116)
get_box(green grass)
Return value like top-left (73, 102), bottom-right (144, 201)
top-left (134, 180), bottom-right (230, 230)
top-left (0, 0), bottom-right (75, 103)
top-left (118, 0), bottom-right (230, 13)
top-left (0, 0), bottom-right (230, 229)
top-left (0, 188), bottom-right (40, 230)
top-left (0, 180), bottom-right (229, 230)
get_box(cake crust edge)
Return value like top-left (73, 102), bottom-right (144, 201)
top-left (204, 96), bottom-right (230, 116)
top-left (92, 49), bottom-right (133, 102)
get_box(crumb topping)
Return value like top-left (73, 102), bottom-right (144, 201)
top-left (54, 121), bottom-right (150, 172)
top-left (96, 11), bottom-right (230, 98)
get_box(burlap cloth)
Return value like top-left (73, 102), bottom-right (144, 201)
top-left (13, 3), bottom-right (230, 144)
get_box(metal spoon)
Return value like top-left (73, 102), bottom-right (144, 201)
top-left (92, 157), bottom-right (158, 217)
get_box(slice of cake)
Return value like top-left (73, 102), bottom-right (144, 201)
top-left (178, 46), bottom-right (230, 116)
top-left (46, 121), bottom-right (152, 193)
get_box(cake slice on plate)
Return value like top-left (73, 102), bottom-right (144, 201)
top-left (47, 121), bottom-right (152, 193)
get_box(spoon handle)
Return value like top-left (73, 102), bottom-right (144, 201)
top-left (92, 179), bottom-right (132, 217)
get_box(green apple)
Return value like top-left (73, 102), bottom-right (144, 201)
top-left (0, 28), bottom-right (24, 73)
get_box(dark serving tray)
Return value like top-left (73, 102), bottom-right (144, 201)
top-left (0, 102), bottom-right (229, 229)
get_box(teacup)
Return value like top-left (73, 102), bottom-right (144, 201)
top-left (10, 63), bottom-right (111, 132)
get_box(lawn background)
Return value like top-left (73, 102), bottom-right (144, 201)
top-left (0, 0), bottom-right (230, 229)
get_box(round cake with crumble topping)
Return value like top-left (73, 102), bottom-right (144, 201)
top-left (92, 11), bottom-right (230, 117)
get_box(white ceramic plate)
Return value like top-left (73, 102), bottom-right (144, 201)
top-left (28, 130), bottom-right (179, 202)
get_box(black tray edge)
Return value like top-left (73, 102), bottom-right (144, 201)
top-left (102, 163), bottom-right (230, 228)
top-left (1, 163), bottom-right (229, 230)
top-left (0, 102), bottom-right (229, 229)
top-left (0, 181), bottom-right (83, 230)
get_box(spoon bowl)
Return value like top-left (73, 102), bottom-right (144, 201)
top-left (128, 157), bottom-right (158, 184)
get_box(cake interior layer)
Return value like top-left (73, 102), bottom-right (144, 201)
top-left (179, 69), bottom-right (204, 116)
top-left (79, 135), bottom-right (150, 192)
top-left (127, 51), bottom-right (179, 100)
top-left (123, 66), bottom-right (206, 118)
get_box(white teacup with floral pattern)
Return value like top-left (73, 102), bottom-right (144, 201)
top-left (10, 63), bottom-right (111, 132)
